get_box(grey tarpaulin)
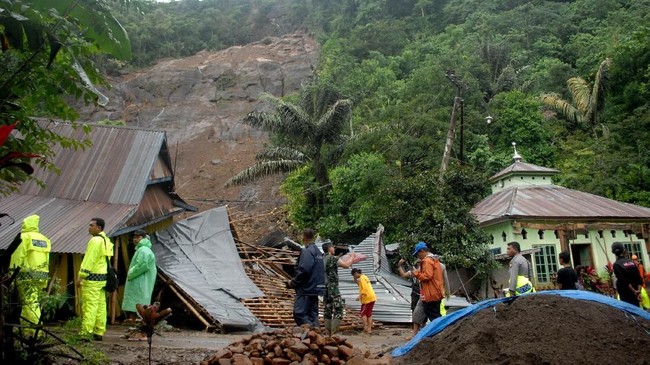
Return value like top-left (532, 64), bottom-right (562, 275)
top-left (152, 206), bottom-right (265, 332)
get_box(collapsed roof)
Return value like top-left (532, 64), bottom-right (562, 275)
top-left (338, 225), bottom-right (472, 323)
top-left (152, 206), bottom-right (265, 332)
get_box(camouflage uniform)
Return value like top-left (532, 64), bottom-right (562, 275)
top-left (323, 254), bottom-right (344, 320)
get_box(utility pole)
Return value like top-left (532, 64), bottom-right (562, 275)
top-left (439, 69), bottom-right (467, 182)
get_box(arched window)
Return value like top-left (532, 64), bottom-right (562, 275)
top-left (598, 230), bottom-right (603, 238)
top-left (554, 230), bottom-right (559, 239)
top-left (538, 230), bottom-right (544, 239)
top-left (502, 231), bottom-right (507, 242)
top-left (610, 230), bottom-right (616, 238)
top-left (521, 228), bottom-right (528, 240)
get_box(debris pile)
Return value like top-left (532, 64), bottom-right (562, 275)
top-left (236, 239), bottom-right (363, 330)
top-left (201, 326), bottom-right (358, 365)
top-left (394, 294), bottom-right (650, 365)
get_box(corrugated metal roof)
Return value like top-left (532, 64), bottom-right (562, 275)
top-left (491, 161), bottom-right (559, 181)
top-left (18, 123), bottom-right (165, 205)
top-left (472, 185), bottom-right (650, 226)
top-left (124, 185), bottom-right (183, 227)
top-left (0, 195), bottom-right (135, 253)
top-left (0, 122), bottom-right (193, 253)
top-left (338, 228), bottom-right (414, 323)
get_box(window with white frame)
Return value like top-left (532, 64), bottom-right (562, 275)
top-left (621, 241), bottom-right (645, 267)
top-left (533, 245), bottom-right (558, 283)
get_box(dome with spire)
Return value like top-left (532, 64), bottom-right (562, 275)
top-left (489, 142), bottom-right (559, 193)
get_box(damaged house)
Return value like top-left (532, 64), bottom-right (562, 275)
top-left (0, 122), bottom-right (195, 320)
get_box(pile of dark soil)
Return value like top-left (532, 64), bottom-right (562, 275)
top-left (394, 295), bottom-right (650, 365)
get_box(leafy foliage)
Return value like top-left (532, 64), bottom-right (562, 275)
top-left (227, 81), bottom-right (352, 217)
top-left (13, 0), bottom-right (648, 278)
top-left (0, 0), bottom-right (132, 195)
top-left (542, 58), bottom-right (611, 132)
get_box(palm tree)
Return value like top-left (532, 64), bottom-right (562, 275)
top-left (225, 82), bottom-right (352, 205)
top-left (542, 58), bottom-right (611, 132)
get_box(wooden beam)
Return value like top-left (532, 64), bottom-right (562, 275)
top-left (514, 222), bottom-right (648, 232)
top-left (558, 230), bottom-right (569, 253)
top-left (157, 272), bottom-right (212, 331)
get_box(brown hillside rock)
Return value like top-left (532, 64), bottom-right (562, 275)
top-left (76, 33), bottom-right (319, 242)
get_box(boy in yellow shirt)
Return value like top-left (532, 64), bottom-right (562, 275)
top-left (352, 268), bottom-right (376, 334)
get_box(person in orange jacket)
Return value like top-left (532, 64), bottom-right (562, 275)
top-left (411, 242), bottom-right (445, 323)
top-left (631, 255), bottom-right (646, 288)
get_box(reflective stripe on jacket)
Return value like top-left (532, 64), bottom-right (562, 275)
top-left (10, 214), bottom-right (51, 275)
top-left (79, 232), bottom-right (114, 279)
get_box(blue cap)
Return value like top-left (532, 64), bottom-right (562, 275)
top-left (412, 241), bottom-right (428, 256)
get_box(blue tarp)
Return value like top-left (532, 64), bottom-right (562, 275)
top-left (391, 290), bottom-right (650, 357)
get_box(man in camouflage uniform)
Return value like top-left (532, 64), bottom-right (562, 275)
top-left (322, 242), bottom-right (354, 335)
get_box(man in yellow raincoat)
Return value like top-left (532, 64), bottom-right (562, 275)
top-left (78, 218), bottom-right (113, 341)
top-left (10, 214), bottom-right (51, 337)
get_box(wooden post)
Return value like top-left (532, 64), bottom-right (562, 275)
top-left (157, 272), bottom-right (211, 331)
top-left (110, 235), bottom-right (120, 324)
top-left (439, 70), bottom-right (466, 182)
top-left (559, 230), bottom-right (569, 253)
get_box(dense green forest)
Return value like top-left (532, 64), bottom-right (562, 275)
top-left (3, 0), bottom-right (648, 272)
top-left (110, 0), bottom-right (650, 267)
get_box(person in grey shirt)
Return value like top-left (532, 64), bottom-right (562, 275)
top-left (506, 241), bottom-right (535, 297)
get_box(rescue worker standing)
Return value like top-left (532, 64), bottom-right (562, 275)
top-left (77, 218), bottom-right (113, 341)
top-left (10, 214), bottom-right (51, 337)
top-left (412, 242), bottom-right (445, 323)
top-left (611, 243), bottom-right (643, 306)
top-left (122, 229), bottom-right (157, 324)
top-left (506, 241), bottom-right (535, 297)
top-left (322, 242), bottom-right (354, 335)
top-left (286, 228), bottom-right (325, 327)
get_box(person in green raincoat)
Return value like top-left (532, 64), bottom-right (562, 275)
top-left (10, 214), bottom-right (51, 337)
top-left (122, 229), bottom-right (157, 325)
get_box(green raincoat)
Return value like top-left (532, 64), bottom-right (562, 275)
top-left (122, 236), bottom-right (157, 313)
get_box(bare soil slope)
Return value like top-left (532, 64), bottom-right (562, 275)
top-left (77, 34), bottom-right (319, 243)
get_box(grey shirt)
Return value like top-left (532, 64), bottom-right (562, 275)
top-left (508, 253), bottom-right (531, 292)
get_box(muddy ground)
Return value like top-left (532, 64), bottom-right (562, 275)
top-left (393, 295), bottom-right (650, 365)
top-left (90, 325), bottom-right (409, 365)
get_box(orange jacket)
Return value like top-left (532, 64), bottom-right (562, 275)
top-left (413, 256), bottom-right (444, 302)
top-left (639, 263), bottom-right (646, 288)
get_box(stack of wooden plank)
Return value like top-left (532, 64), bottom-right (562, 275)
top-left (235, 240), bottom-right (363, 331)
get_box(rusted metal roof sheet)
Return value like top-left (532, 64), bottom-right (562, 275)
top-left (18, 123), bottom-right (166, 205)
top-left (0, 195), bottom-right (135, 254)
top-left (0, 122), bottom-right (194, 252)
top-left (124, 185), bottom-right (183, 228)
top-left (472, 185), bottom-right (650, 226)
top-left (338, 228), bottom-right (414, 324)
top-left (491, 161), bottom-right (559, 181)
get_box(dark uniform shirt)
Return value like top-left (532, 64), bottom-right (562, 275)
top-left (556, 266), bottom-right (578, 290)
